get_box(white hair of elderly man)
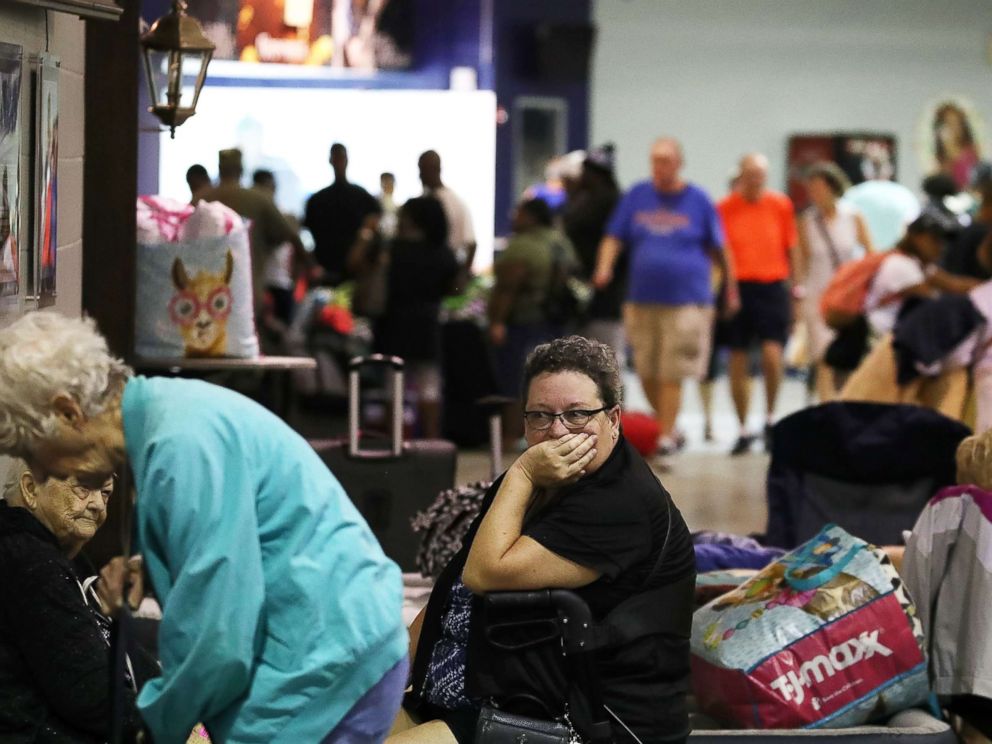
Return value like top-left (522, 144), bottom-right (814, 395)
top-left (0, 312), bottom-right (132, 459)
top-left (0, 455), bottom-right (21, 502)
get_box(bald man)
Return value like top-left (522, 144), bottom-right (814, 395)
top-left (594, 138), bottom-right (739, 465)
top-left (717, 153), bottom-right (798, 456)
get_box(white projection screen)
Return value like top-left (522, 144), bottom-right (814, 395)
top-left (157, 86), bottom-right (497, 269)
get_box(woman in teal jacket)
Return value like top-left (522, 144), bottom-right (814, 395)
top-left (0, 312), bottom-right (407, 743)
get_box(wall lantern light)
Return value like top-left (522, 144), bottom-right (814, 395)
top-left (140, 0), bottom-right (214, 138)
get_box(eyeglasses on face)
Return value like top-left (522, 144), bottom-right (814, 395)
top-left (168, 287), bottom-right (233, 327)
top-left (522, 407), bottom-right (610, 430)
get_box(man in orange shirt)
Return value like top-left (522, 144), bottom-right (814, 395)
top-left (717, 153), bottom-right (797, 455)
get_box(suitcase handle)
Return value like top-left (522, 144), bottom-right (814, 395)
top-left (349, 354), bottom-right (404, 372)
top-left (349, 354), bottom-right (405, 458)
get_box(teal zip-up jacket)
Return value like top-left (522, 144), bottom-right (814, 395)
top-left (122, 376), bottom-right (406, 743)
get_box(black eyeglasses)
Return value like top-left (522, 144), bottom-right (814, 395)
top-left (522, 407), bottom-right (610, 430)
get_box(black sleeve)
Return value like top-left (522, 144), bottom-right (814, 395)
top-left (363, 189), bottom-right (383, 216)
top-left (302, 195), bottom-right (314, 231)
top-left (0, 536), bottom-right (143, 739)
top-left (523, 485), bottom-right (654, 580)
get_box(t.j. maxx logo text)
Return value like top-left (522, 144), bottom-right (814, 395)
top-left (768, 631), bottom-right (893, 705)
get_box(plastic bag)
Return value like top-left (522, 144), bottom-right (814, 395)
top-left (135, 196), bottom-right (259, 359)
top-left (691, 524), bottom-right (928, 729)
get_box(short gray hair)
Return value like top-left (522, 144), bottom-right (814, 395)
top-left (0, 312), bottom-right (132, 458)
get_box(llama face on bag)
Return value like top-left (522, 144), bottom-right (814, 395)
top-left (169, 250), bottom-right (234, 357)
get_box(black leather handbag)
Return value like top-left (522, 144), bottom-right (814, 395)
top-left (475, 704), bottom-right (574, 744)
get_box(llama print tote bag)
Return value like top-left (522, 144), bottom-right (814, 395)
top-left (135, 196), bottom-right (259, 359)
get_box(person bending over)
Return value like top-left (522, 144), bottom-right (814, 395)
top-left (0, 312), bottom-right (407, 744)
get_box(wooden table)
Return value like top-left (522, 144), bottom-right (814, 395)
top-left (134, 356), bottom-right (317, 424)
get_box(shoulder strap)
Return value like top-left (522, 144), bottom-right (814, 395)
top-left (585, 497), bottom-right (694, 651)
top-left (813, 209), bottom-right (843, 270)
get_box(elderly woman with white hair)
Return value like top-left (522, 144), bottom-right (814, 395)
top-left (0, 456), bottom-right (146, 742)
top-left (0, 311), bottom-right (408, 744)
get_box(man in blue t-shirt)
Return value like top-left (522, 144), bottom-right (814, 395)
top-left (593, 138), bottom-right (739, 461)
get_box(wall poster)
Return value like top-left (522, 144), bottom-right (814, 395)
top-left (0, 43), bottom-right (22, 310)
top-left (34, 53), bottom-right (59, 306)
top-left (917, 96), bottom-right (987, 193)
top-left (786, 132), bottom-right (897, 212)
top-left (189, 0), bottom-right (413, 70)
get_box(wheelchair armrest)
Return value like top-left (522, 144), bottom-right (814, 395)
top-left (484, 590), bottom-right (597, 654)
top-left (484, 590), bottom-right (553, 612)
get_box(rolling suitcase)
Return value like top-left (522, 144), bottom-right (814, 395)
top-left (310, 355), bottom-right (457, 572)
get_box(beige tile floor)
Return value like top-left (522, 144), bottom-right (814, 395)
top-left (454, 375), bottom-right (810, 537)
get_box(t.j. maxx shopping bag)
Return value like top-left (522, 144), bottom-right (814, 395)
top-left (691, 524), bottom-right (929, 729)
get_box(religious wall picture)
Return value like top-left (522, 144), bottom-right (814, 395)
top-left (33, 53), bottom-right (59, 305)
top-left (917, 96), bottom-right (987, 192)
top-left (786, 133), bottom-right (897, 212)
top-left (0, 43), bottom-right (22, 304)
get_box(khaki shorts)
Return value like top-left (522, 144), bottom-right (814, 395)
top-left (624, 303), bottom-right (714, 383)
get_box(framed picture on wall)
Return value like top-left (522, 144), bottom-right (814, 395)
top-left (32, 53), bottom-right (59, 307)
top-left (0, 42), bottom-right (23, 313)
top-left (786, 132), bottom-right (897, 212)
top-left (916, 96), bottom-right (987, 192)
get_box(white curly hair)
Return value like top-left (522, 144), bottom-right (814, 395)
top-left (1, 456), bottom-right (25, 502)
top-left (957, 429), bottom-right (992, 490)
top-left (0, 312), bottom-right (132, 459)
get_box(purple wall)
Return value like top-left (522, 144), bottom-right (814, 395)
top-left (491, 0), bottom-right (592, 234)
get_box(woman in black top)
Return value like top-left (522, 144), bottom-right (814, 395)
top-left (390, 336), bottom-right (696, 744)
top-left (0, 460), bottom-right (144, 743)
top-left (351, 196), bottom-right (459, 439)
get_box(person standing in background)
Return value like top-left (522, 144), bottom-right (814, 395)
top-left (562, 145), bottom-right (623, 364)
top-left (201, 149), bottom-right (307, 313)
top-left (379, 172), bottom-right (399, 239)
top-left (795, 162), bottom-right (875, 401)
top-left (304, 143), bottom-right (382, 285)
top-left (490, 198), bottom-right (578, 446)
top-left (718, 153), bottom-right (797, 456)
top-left (353, 197), bottom-right (459, 439)
top-left (419, 150), bottom-right (476, 290)
top-left (594, 137), bottom-right (739, 465)
top-left (252, 169), bottom-right (301, 327)
top-left (185, 163), bottom-right (211, 204)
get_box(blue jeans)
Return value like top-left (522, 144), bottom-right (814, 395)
top-left (320, 658), bottom-right (410, 744)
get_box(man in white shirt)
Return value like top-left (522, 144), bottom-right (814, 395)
top-left (419, 150), bottom-right (477, 278)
